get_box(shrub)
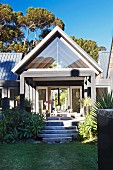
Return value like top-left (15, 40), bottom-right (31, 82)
top-left (16, 96), bottom-right (33, 108)
top-left (95, 92), bottom-right (113, 109)
top-left (78, 110), bottom-right (97, 141)
top-left (0, 109), bottom-right (45, 143)
top-left (78, 92), bottom-right (113, 141)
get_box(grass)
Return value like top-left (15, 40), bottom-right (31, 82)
top-left (0, 142), bottom-right (97, 170)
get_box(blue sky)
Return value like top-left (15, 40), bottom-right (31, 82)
top-left (1, 0), bottom-right (113, 51)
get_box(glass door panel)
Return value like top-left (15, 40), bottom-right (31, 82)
top-left (71, 87), bottom-right (82, 113)
top-left (36, 87), bottom-right (48, 113)
top-left (38, 89), bottom-right (46, 113)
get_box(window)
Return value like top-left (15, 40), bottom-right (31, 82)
top-left (29, 37), bottom-right (89, 69)
top-left (10, 88), bottom-right (19, 108)
top-left (96, 87), bottom-right (108, 98)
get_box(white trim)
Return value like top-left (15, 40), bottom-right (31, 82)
top-left (21, 68), bottom-right (96, 79)
top-left (28, 68), bottom-right (94, 71)
top-left (12, 26), bottom-right (103, 74)
top-left (33, 77), bottom-right (84, 81)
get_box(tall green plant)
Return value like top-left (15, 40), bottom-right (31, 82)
top-left (79, 92), bottom-right (113, 141)
top-left (82, 97), bottom-right (92, 107)
top-left (78, 110), bottom-right (97, 140)
top-left (95, 92), bottom-right (113, 109)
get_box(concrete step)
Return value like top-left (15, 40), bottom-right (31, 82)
top-left (42, 126), bottom-right (77, 130)
top-left (45, 120), bottom-right (79, 127)
top-left (46, 121), bottom-right (64, 126)
top-left (47, 116), bottom-right (59, 120)
top-left (43, 137), bottom-right (72, 143)
top-left (41, 129), bottom-right (77, 134)
top-left (38, 133), bottom-right (78, 138)
top-left (40, 119), bottom-right (80, 143)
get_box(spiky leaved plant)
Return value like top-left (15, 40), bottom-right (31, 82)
top-left (95, 92), bottom-right (113, 109)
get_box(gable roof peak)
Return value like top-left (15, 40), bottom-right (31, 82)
top-left (12, 26), bottom-right (103, 75)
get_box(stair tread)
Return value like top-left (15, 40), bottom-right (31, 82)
top-left (41, 129), bottom-right (77, 134)
top-left (43, 137), bottom-right (73, 143)
top-left (39, 133), bottom-right (78, 138)
top-left (43, 126), bottom-right (77, 128)
top-left (43, 137), bottom-right (72, 139)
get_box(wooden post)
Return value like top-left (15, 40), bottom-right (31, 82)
top-left (58, 88), bottom-right (60, 105)
top-left (91, 71), bottom-right (96, 103)
top-left (84, 76), bottom-right (88, 99)
top-left (20, 74), bottom-right (25, 110)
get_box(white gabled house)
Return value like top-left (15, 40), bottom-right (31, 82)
top-left (0, 26), bottom-right (112, 113)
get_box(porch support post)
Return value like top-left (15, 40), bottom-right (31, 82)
top-left (87, 76), bottom-right (91, 97)
top-left (84, 77), bottom-right (88, 99)
top-left (20, 74), bottom-right (25, 110)
top-left (91, 71), bottom-right (96, 103)
top-left (32, 86), bottom-right (36, 112)
top-left (68, 87), bottom-right (71, 108)
top-left (36, 87), bottom-right (39, 113)
top-left (48, 87), bottom-right (51, 113)
top-left (58, 88), bottom-right (60, 105)
top-left (110, 70), bottom-right (113, 95)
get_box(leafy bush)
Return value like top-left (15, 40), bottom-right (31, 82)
top-left (82, 97), bottom-right (92, 107)
top-left (0, 109), bottom-right (45, 143)
top-left (95, 92), bottom-right (113, 109)
top-left (78, 110), bottom-right (97, 141)
top-left (78, 92), bottom-right (113, 141)
top-left (16, 96), bottom-right (33, 109)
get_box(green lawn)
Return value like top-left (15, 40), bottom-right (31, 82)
top-left (0, 142), bottom-right (97, 170)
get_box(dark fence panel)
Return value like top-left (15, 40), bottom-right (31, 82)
top-left (2, 97), bottom-right (9, 110)
top-left (98, 114), bottom-right (113, 170)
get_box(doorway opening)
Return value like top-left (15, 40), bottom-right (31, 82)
top-left (36, 86), bottom-right (82, 114)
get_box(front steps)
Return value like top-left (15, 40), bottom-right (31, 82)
top-left (39, 119), bottom-right (79, 143)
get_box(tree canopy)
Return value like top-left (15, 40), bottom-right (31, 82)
top-left (0, 4), bottom-right (24, 51)
top-left (0, 3), bottom-right (65, 53)
top-left (0, 3), bottom-right (106, 61)
top-left (70, 36), bottom-right (106, 61)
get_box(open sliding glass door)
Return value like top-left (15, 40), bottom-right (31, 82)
top-left (70, 86), bottom-right (82, 113)
top-left (36, 87), bottom-right (48, 113)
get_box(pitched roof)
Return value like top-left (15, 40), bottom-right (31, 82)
top-left (98, 51), bottom-right (110, 79)
top-left (107, 37), bottom-right (113, 78)
top-left (0, 53), bottom-right (22, 80)
top-left (12, 26), bottom-right (103, 75)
